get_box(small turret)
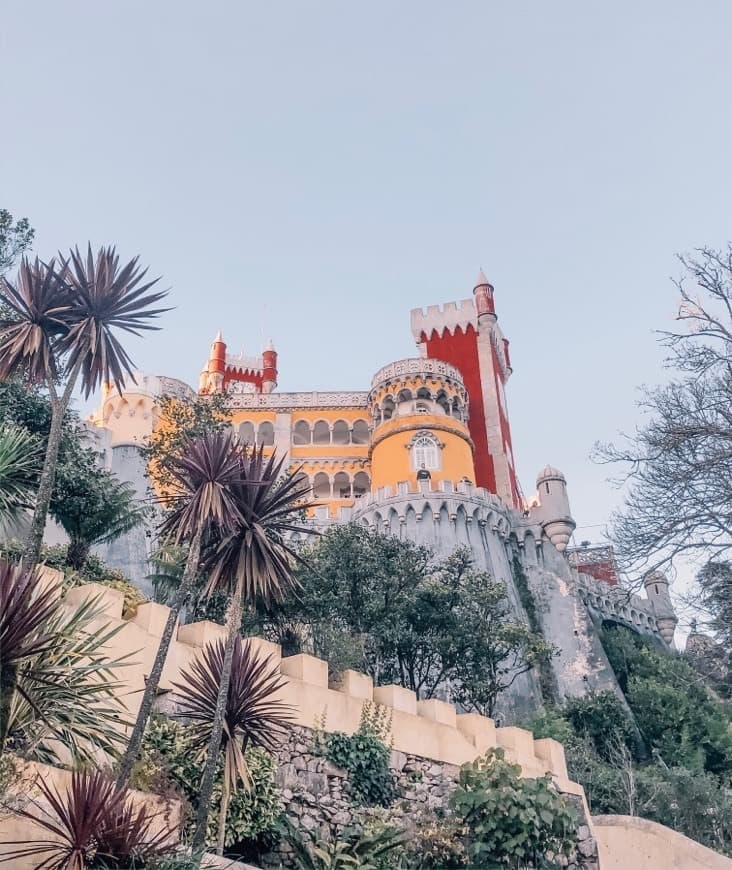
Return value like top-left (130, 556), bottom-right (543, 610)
top-left (205, 330), bottom-right (226, 393)
top-left (643, 570), bottom-right (678, 646)
top-left (535, 465), bottom-right (576, 552)
top-left (262, 339), bottom-right (278, 394)
top-left (473, 270), bottom-right (496, 323)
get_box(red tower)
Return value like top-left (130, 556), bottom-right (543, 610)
top-left (199, 333), bottom-right (278, 395)
top-left (410, 273), bottom-right (520, 507)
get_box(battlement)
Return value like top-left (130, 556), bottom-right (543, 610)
top-left (574, 570), bottom-right (662, 638)
top-left (370, 357), bottom-right (465, 392)
top-left (410, 298), bottom-right (477, 341)
top-left (56, 574), bottom-right (580, 793)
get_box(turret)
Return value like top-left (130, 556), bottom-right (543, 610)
top-left (262, 339), bottom-right (278, 394)
top-left (643, 570), bottom-right (677, 646)
top-left (473, 270), bottom-right (496, 323)
top-left (203, 331), bottom-right (226, 393)
top-left (535, 465), bottom-right (576, 552)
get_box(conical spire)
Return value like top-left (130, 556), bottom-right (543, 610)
top-left (474, 269), bottom-right (489, 288)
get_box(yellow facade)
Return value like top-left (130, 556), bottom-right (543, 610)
top-left (370, 413), bottom-right (474, 491)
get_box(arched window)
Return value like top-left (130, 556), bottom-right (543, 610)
top-left (333, 471), bottom-right (351, 499)
top-left (435, 391), bottom-right (450, 415)
top-left (332, 420), bottom-right (350, 445)
top-left (257, 421), bottom-right (275, 446)
top-left (353, 471), bottom-right (370, 497)
top-left (381, 397), bottom-right (395, 421)
top-left (313, 420), bottom-right (330, 445)
top-left (313, 472), bottom-right (331, 499)
top-left (416, 387), bottom-right (431, 401)
top-left (410, 434), bottom-right (441, 470)
top-left (238, 421), bottom-right (255, 444)
top-left (352, 419), bottom-right (369, 445)
top-left (397, 388), bottom-right (413, 404)
top-left (292, 420), bottom-right (311, 445)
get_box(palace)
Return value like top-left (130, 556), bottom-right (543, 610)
top-left (90, 270), bottom-right (678, 717)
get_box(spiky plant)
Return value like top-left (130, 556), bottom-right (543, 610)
top-left (116, 429), bottom-right (246, 790)
top-left (0, 559), bottom-right (128, 762)
top-left (190, 446), bottom-right (314, 857)
top-left (56, 473), bottom-right (149, 570)
top-left (0, 245), bottom-right (169, 567)
top-left (173, 635), bottom-right (293, 854)
top-left (0, 768), bottom-right (174, 869)
top-left (0, 425), bottom-right (43, 526)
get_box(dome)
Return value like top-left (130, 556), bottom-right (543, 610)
top-left (536, 465), bottom-right (566, 485)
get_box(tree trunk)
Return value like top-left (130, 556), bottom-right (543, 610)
top-left (0, 665), bottom-right (18, 757)
top-left (115, 529), bottom-right (203, 790)
top-left (216, 772), bottom-right (231, 856)
top-left (23, 360), bottom-right (83, 568)
top-left (65, 539), bottom-right (89, 571)
top-left (191, 578), bottom-right (243, 859)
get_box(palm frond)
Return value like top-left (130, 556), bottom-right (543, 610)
top-left (57, 244), bottom-right (171, 397)
top-left (202, 445), bottom-right (315, 604)
top-left (0, 425), bottom-right (43, 523)
top-left (0, 560), bottom-right (61, 671)
top-left (0, 256), bottom-right (70, 383)
top-left (158, 428), bottom-right (247, 543)
top-left (172, 635), bottom-right (294, 793)
top-left (0, 768), bottom-right (172, 869)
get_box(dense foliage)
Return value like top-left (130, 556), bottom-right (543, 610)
top-left (143, 392), bottom-right (230, 493)
top-left (450, 749), bottom-right (577, 869)
top-left (529, 625), bottom-right (732, 855)
top-left (247, 525), bottom-right (554, 716)
top-left (134, 715), bottom-right (282, 857)
top-left (320, 704), bottom-right (396, 808)
top-left (0, 380), bottom-right (146, 569)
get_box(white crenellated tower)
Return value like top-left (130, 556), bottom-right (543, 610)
top-left (532, 465), bottom-right (576, 553)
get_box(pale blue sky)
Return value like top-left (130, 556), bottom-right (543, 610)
top-left (3, 1), bottom-right (731, 560)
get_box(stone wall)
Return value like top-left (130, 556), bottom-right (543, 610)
top-left (265, 725), bottom-right (599, 869)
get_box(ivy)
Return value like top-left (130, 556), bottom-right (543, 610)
top-left (323, 704), bottom-right (397, 808)
top-left (511, 553), bottom-right (558, 705)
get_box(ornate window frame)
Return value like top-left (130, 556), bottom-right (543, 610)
top-left (407, 430), bottom-right (444, 471)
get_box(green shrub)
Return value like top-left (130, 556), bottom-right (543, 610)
top-left (563, 691), bottom-right (635, 761)
top-left (133, 715), bottom-right (282, 856)
top-left (324, 703), bottom-right (396, 808)
top-left (450, 749), bottom-right (577, 869)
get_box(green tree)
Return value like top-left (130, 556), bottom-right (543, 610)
top-left (143, 391), bottom-right (230, 493)
top-left (0, 209), bottom-right (34, 276)
top-left (53, 464), bottom-right (148, 569)
top-left (254, 526), bottom-right (554, 716)
top-left (0, 246), bottom-right (169, 566)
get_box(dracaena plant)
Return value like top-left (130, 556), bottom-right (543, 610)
top-left (0, 559), bottom-right (128, 763)
top-left (0, 425), bottom-right (43, 529)
top-left (173, 635), bottom-right (293, 854)
top-left (116, 429), bottom-right (246, 790)
top-left (0, 245), bottom-right (169, 567)
top-left (0, 768), bottom-right (175, 869)
top-left (190, 446), bottom-right (315, 858)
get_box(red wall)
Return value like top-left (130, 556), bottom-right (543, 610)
top-left (422, 324), bottom-right (497, 493)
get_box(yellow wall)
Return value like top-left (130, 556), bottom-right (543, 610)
top-left (371, 414), bottom-right (474, 491)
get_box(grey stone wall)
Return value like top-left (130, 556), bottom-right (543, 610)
top-left (264, 725), bottom-right (599, 869)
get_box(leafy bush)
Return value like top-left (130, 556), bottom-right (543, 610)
top-left (133, 715), bottom-right (282, 856)
top-left (324, 703), bottom-right (396, 808)
top-left (450, 749), bottom-right (577, 869)
top-left (562, 690), bottom-right (636, 762)
top-left (289, 823), bottom-right (405, 870)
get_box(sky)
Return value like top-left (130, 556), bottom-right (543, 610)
top-left (2, 1), bottom-right (731, 615)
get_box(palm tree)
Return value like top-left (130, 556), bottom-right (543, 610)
top-left (0, 246), bottom-right (169, 567)
top-left (0, 768), bottom-right (174, 869)
top-left (54, 470), bottom-right (148, 570)
top-left (0, 425), bottom-right (43, 528)
top-left (190, 446), bottom-right (314, 857)
top-left (0, 559), bottom-right (128, 763)
top-left (116, 429), bottom-right (245, 789)
top-left (173, 635), bottom-right (293, 854)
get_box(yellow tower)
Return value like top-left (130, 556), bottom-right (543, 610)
top-left (368, 359), bottom-right (474, 491)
